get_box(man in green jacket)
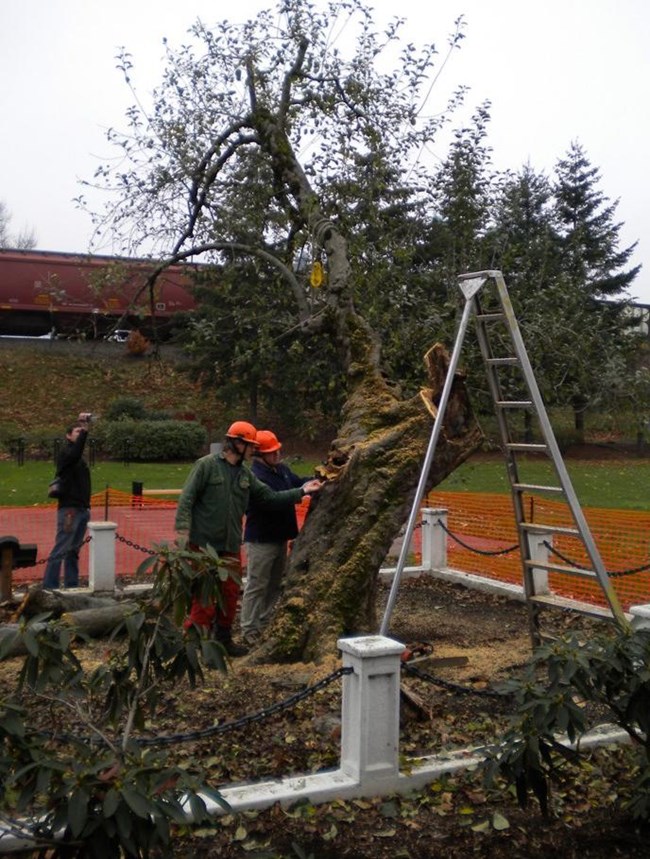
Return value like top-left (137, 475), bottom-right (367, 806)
top-left (175, 420), bottom-right (322, 655)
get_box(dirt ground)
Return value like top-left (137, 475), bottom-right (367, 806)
top-left (1, 574), bottom-right (648, 858)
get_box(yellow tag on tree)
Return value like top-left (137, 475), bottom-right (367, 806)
top-left (310, 261), bottom-right (323, 288)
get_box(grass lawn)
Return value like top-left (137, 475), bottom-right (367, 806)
top-left (0, 453), bottom-right (648, 510)
top-left (0, 457), bottom-right (320, 507)
top-left (436, 453), bottom-right (650, 511)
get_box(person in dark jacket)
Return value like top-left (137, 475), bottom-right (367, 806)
top-left (43, 413), bottom-right (92, 589)
top-left (241, 429), bottom-right (311, 646)
top-left (175, 421), bottom-right (322, 656)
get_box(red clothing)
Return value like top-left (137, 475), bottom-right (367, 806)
top-left (183, 551), bottom-right (242, 632)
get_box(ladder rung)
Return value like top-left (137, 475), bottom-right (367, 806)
top-left (513, 482), bottom-right (564, 494)
top-left (496, 401), bottom-right (532, 409)
top-left (529, 594), bottom-right (620, 622)
top-left (486, 357), bottom-right (519, 366)
top-left (476, 312), bottom-right (505, 321)
top-left (524, 559), bottom-right (597, 579)
top-left (506, 443), bottom-right (547, 451)
top-left (520, 523), bottom-right (580, 536)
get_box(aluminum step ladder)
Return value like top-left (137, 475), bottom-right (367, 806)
top-left (380, 269), bottom-right (629, 646)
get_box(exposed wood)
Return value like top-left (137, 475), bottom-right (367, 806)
top-left (14, 587), bottom-right (120, 620)
top-left (400, 684), bottom-right (433, 722)
top-left (254, 342), bottom-right (483, 664)
top-left (60, 604), bottom-right (137, 637)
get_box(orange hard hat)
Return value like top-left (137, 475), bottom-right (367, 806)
top-left (256, 429), bottom-right (282, 454)
top-left (226, 420), bottom-right (259, 445)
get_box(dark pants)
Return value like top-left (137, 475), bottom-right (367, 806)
top-left (43, 507), bottom-right (90, 589)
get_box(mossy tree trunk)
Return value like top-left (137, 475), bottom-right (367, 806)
top-left (125, 29), bottom-right (484, 662)
top-left (255, 338), bottom-right (482, 663)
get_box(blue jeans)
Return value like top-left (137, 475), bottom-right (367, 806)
top-left (43, 507), bottom-right (90, 589)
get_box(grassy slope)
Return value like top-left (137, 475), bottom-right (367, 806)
top-left (0, 343), bottom-right (222, 439)
top-left (1, 343), bottom-right (647, 509)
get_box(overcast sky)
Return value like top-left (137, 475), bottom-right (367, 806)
top-left (1, 0), bottom-right (649, 303)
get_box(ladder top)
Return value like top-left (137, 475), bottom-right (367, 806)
top-left (458, 270), bottom-right (503, 280)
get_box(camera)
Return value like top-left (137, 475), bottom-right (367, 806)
top-left (80, 412), bottom-right (94, 423)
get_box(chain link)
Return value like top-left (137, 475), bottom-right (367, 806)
top-left (33, 534), bottom-right (92, 567)
top-left (137, 665), bottom-right (353, 747)
top-left (543, 540), bottom-right (650, 577)
top-left (115, 532), bottom-right (157, 555)
top-left (401, 661), bottom-right (508, 700)
top-left (31, 666), bottom-right (353, 749)
top-left (437, 519), bottom-right (519, 556)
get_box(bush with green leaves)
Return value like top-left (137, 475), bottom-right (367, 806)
top-left (98, 419), bottom-right (207, 461)
top-left (483, 626), bottom-right (650, 821)
top-left (0, 542), bottom-right (235, 857)
top-left (104, 397), bottom-right (150, 422)
top-left (104, 396), bottom-right (173, 424)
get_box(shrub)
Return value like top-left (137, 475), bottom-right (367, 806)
top-left (483, 626), bottom-right (650, 821)
top-left (100, 419), bottom-right (207, 460)
top-left (0, 543), bottom-right (233, 855)
top-left (104, 397), bottom-right (149, 422)
top-left (126, 330), bottom-right (150, 355)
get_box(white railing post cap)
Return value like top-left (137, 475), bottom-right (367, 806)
top-left (337, 635), bottom-right (405, 658)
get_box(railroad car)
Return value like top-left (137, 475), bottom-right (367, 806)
top-left (0, 248), bottom-right (197, 338)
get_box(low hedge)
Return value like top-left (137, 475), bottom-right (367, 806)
top-left (97, 419), bottom-right (207, 461)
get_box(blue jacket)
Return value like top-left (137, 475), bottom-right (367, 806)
top-left (244, 459), bottom-right (307, 543)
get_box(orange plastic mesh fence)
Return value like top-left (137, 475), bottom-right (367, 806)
top-left (0, 491), bottom-right (314, 586)
top-left (3, 490), bottom-right (647, 611)
top-left (1, 490), bottom-right (178, 586)
top-left (426, 491), bottom-right (650, 611)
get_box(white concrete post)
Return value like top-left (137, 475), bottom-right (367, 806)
top-left (629, 605), bottom-right (650, 630)
top-left (338, 635), bottom-right (405, 788)
top-left (421, 508), bottom-right (447, 572)
top-left (87, 521), bottom-right (117, 593)
top-left (527, 528), bottom-right (550, 595)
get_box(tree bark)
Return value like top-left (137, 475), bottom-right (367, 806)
top-left (254, 342), bottom-right (482, 663)
top-left (15, 587), bottom-right (120, 619)
top-left (0, 603), bottom-right (138, 658)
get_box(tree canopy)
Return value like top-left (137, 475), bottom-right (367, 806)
top-left (80, 0), bottom-right (641, 657)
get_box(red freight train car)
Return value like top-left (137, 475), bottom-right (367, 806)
top-left (0, 248), bottom-right (197, 337)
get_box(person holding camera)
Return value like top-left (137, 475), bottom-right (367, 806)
top-left (43, 412), bottom-right (92, 589)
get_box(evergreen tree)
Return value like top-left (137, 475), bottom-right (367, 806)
top-left (488, 164), bottom-right (565, 436)
top-left (553, 142), bottom-right (641, 434)
top-left (554, 141), bottom-right (640, 298)
top-left (433, 102), bottom-right (495, 278)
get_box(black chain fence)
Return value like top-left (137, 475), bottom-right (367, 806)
top-left (32, 535), bottom-right (92, 567)
top-left (115, 532), bottom-right (157, 556)
top-left (30, 666), bottom-right (353, 749)
top-left (437, 519), bottom-right (519, 556)
top-left (401, 661), bottom-right (508, 700)
top-left (543, 540), bottom-right (650, 578)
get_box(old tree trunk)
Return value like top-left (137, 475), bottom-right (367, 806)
top-left (141, 32), bottom-right (484, 663)
top-left (252, 228), bottom-right (482, 663)
top-left (258, 340), bottom-right (482, 663)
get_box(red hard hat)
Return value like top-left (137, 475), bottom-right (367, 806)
top-left (256, 429), bottom-right (282, 454)
top-left (226, 420), bottom-right (259, 445)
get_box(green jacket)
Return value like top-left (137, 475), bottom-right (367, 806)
top-left (175, 453), bottom-right (304, 552)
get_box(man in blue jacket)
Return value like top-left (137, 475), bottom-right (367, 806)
top-left (241, 429), bottom-right (310, 647)
top-left (176, 421), bottom-right (322, 656)
top-left (43, 412), bottom-right (92, 589)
